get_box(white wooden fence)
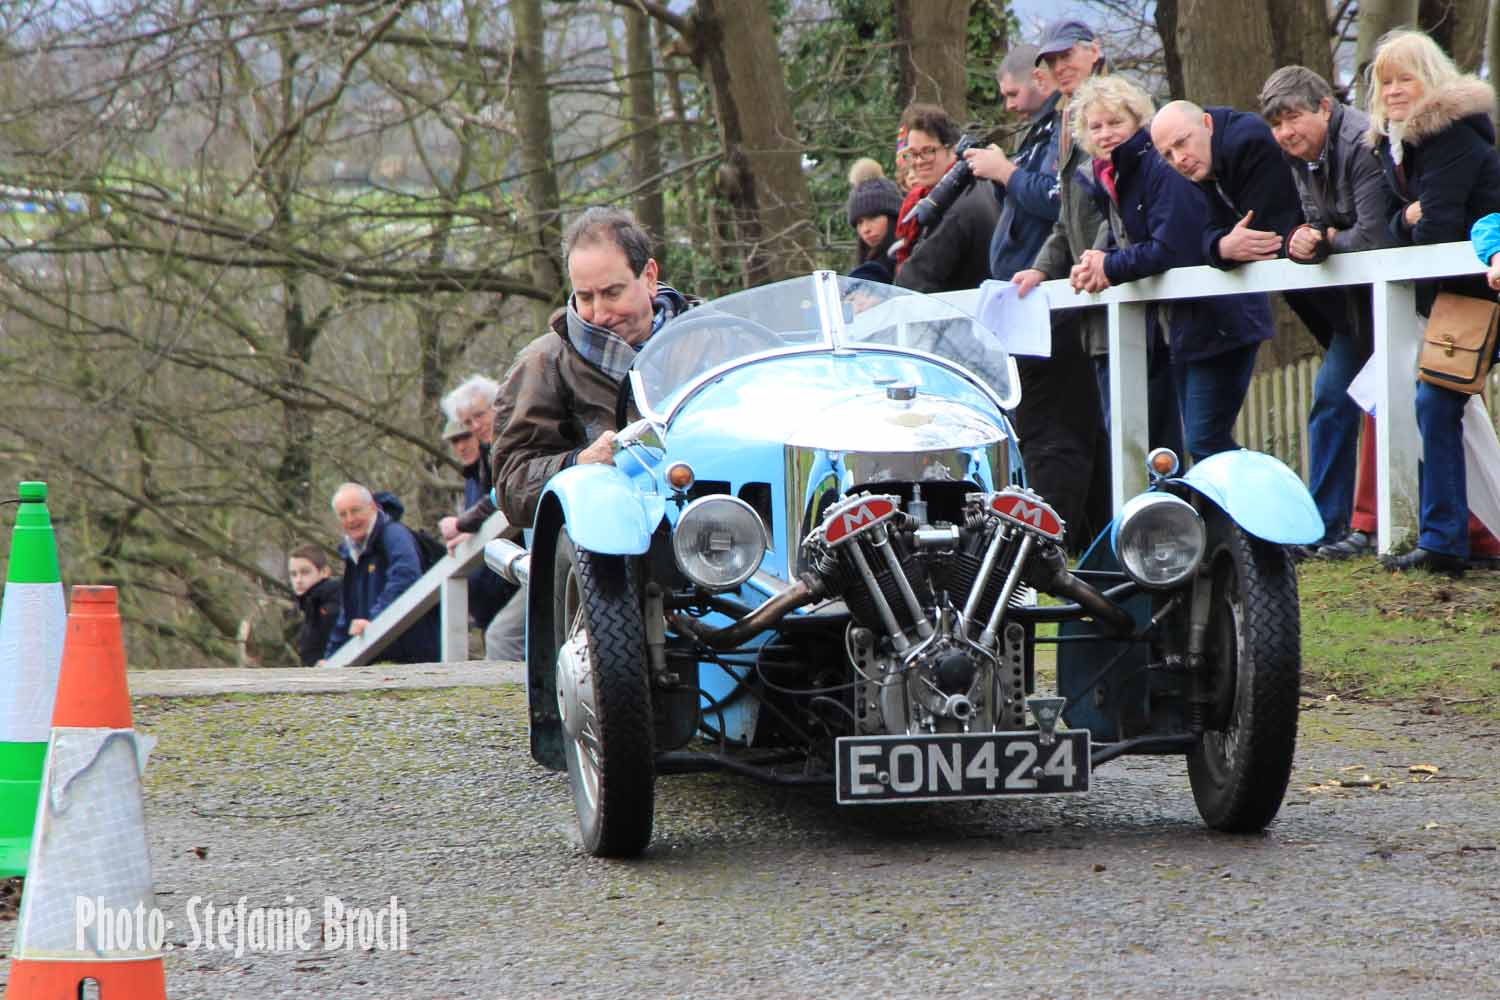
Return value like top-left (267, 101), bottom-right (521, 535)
top-left (1233, 357), bottom-right (1500, 481)
top-left (948, 240), bottom-right (1489, 555)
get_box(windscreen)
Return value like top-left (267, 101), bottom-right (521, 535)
top-left (632, 274), bottom-right (1016, 414)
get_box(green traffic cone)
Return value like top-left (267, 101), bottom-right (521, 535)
top-left (0, 481), bottom-right (66, 877)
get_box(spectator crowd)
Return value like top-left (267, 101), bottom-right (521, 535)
top-left (847, 18), bottom-right (1500, 576)
top-left (290, 17), bottom-right (1500, 665)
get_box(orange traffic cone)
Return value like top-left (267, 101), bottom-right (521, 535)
top-left (5, 586), bottom-right (167, 999)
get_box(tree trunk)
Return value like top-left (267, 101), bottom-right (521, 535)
top-left (1356, 0), bottom-right (1421, 104)
top-left (1267, 0), bottom-right (1334, 83)
top-left (690, 0), bottom-right (815, 285)
top-left (657, 20), bottom-right (711, 289)
top-left (626, 7), bottom-right (666, 248)
top-left (893, 0), bottom-right (969, 121)
top-left (1419, 0), bottom-right (1487, 71)
top-left (1176, 0), bottom-right (1277, 109)
top-left (512, 0), bottom-right (564, 323)
top-left (1155, 0), bottom-right (1186, 100)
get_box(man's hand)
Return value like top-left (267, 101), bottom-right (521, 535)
top-left (1404, 200), bottom-right (1423, 226)
top-left (576, 430), bottom-right (616, 466)
top-left (446, 531), bottom-right (474, 556)
top-left (964, 144), bottom-right (1017, 185)
top-left (349, 618), bottom-right (371, 638)
top-left (1069, 249), bottom-right (1111, 293)
top-left (1287, 224), bottom-right (1325, 262)
top-left (1487, 252), bottom-right (1500, 292)
top-left (1011, 268), bottom-right (1046, 297)
top-left (1216, 210), bottom-right (1282, 262)
top-left (438, 515), bottom-right (460, 542)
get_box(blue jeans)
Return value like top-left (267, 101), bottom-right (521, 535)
top-left (1173, 343), bottom-right (1260, 461)
top-left (1307, 332), bottom-right (1371, 543)
top-left (1416, 380), bottom-right (1469, 558)
top-left (1093, 347), bottom-right (1184, 457)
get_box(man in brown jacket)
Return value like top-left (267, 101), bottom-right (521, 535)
top-left (491, 207), bottom-right (693, 527)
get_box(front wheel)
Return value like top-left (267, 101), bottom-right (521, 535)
top-left (1186, 510), bottom-right (1300, 833)
top-left (552, 532), bottom-right (655, 857)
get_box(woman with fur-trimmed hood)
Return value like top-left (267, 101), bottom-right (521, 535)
top-left (1366, 28), bottom-right (1500, 575)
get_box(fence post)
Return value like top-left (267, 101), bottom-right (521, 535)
top-left (440, 576), bottom-right (470, 661)
top-left (1107, 301), bottom-right (1150, 512)
top-left (1371, 278), bottom-right (1421, 554)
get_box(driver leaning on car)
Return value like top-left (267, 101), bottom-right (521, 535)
top-left (490, 207), bottom-right (696, 526)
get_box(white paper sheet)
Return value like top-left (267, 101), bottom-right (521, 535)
top-left (1462, 396), bottom-right (1500, 537)
top-left (1345, 354), bottom-right (1379, 415)
top-left (975, 278), bottom-right (1052, 358)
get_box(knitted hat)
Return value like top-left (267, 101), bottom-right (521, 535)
top-left (845, 158), bottom-right (903, 227)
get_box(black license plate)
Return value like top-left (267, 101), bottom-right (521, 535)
top-left (835, 730), bottom-right (1091, 804)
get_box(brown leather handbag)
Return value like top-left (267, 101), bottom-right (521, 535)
top-left (1418, 292), bottom-right (1500, 394)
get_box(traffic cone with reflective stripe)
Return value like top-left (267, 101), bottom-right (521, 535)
top-left (5, 585), bottom-right (167, 999)
top-left (0, 482), bottom-right (66, 878)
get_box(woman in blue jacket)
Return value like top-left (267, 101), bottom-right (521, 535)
top-left (1069, 75), bottom-right (1272, 461)
top-left (1368, 30), bottom-right (1500, 575)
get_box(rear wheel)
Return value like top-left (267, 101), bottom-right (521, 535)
top-left (552, 532), bottom-right (655, 857)
top-left (1186, 510), bottom-right (1300, 833)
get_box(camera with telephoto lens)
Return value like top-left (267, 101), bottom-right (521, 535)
top-left (901, 134), bottom-right (978, 231)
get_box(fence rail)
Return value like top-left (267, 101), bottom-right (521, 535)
top-left (1234, 359), bottom-right (1500, 477)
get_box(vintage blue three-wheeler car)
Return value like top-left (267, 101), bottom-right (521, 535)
top-left (486, 271), bottom-right (1324, 857)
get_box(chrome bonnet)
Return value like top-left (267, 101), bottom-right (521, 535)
top-left (781, 388), bottom-right (1011, 576)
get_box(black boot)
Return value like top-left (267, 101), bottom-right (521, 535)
top-left (1379, 548), bottom-right (1466, 577)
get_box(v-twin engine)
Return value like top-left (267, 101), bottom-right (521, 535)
top-left (804, 488), bottom-right (1067, 736)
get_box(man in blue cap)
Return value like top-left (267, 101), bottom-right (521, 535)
top-left (965, 38), bottom-right (1110, 548)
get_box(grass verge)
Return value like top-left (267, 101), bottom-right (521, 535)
top-left (1298, 557), bottom-right (1500, 717)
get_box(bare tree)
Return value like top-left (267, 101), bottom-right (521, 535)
top-left (1419, 0), bottom-right (1488, 71)
top-left (1356, 0), bottom-right (1421, 102)
top-left (894, 0), bottom-right (970, 120)
top-left (619, 7), bottom-right (666, 247)
top-left (1177, 0), bottom-right (1277, 108)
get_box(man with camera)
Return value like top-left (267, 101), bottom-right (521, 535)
top-left (961, 42), bottom-right (1110, 548)
top-left (892, 103), bottom-right (997, 294)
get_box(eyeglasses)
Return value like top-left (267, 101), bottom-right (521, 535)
top-left (906, 144), bottom-right (945, 164)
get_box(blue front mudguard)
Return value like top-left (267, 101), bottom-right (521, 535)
top-left (1173, 449), bottom-right (1323, 545)
top-left (536, 463), bottom-right (666, 555)
top-left (525, 463), bottom-right (666, 772)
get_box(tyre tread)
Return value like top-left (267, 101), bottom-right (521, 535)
top-left (1189, 519), bottom-right (1301, 833)
top-left (571, 544), bottom-right (655, 857)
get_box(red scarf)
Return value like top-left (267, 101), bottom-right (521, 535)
top-left (1093, 158), bottom-right (1118, 205)
top-left (892, 184), bottom-right (929, 271)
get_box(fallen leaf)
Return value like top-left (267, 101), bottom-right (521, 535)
top-left (191, 846), bottom-right (208, 859)
top-left (1324, 694), bottom-right (1340, 702)
top-left (1339, 764), bottom-right (1369, 773)
top-left (1092, 863), bottom-right (1107, 873)
top-left (1424, 821), bottom-right (1442, 830)
top-left (1408, 764), bottom-right (1440, 775)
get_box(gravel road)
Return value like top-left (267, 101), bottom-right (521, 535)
top-left (2, 674), bottom-right (1497, 1000)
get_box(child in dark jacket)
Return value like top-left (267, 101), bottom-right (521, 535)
top-left (288, 544), bottom-right (341, 666)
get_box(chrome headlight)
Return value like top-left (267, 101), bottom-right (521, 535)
top-left (672, 495), bottom-right (768, 592)
top-left (1114, 493), bottom-right (1206, 589)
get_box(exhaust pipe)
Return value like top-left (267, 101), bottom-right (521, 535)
top-left (484, 537), bottom-right (531, 586)
top-left (1026, 544), bottom-right (1134, 638)
top-left (668, 573), bottom-right (830, 650)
